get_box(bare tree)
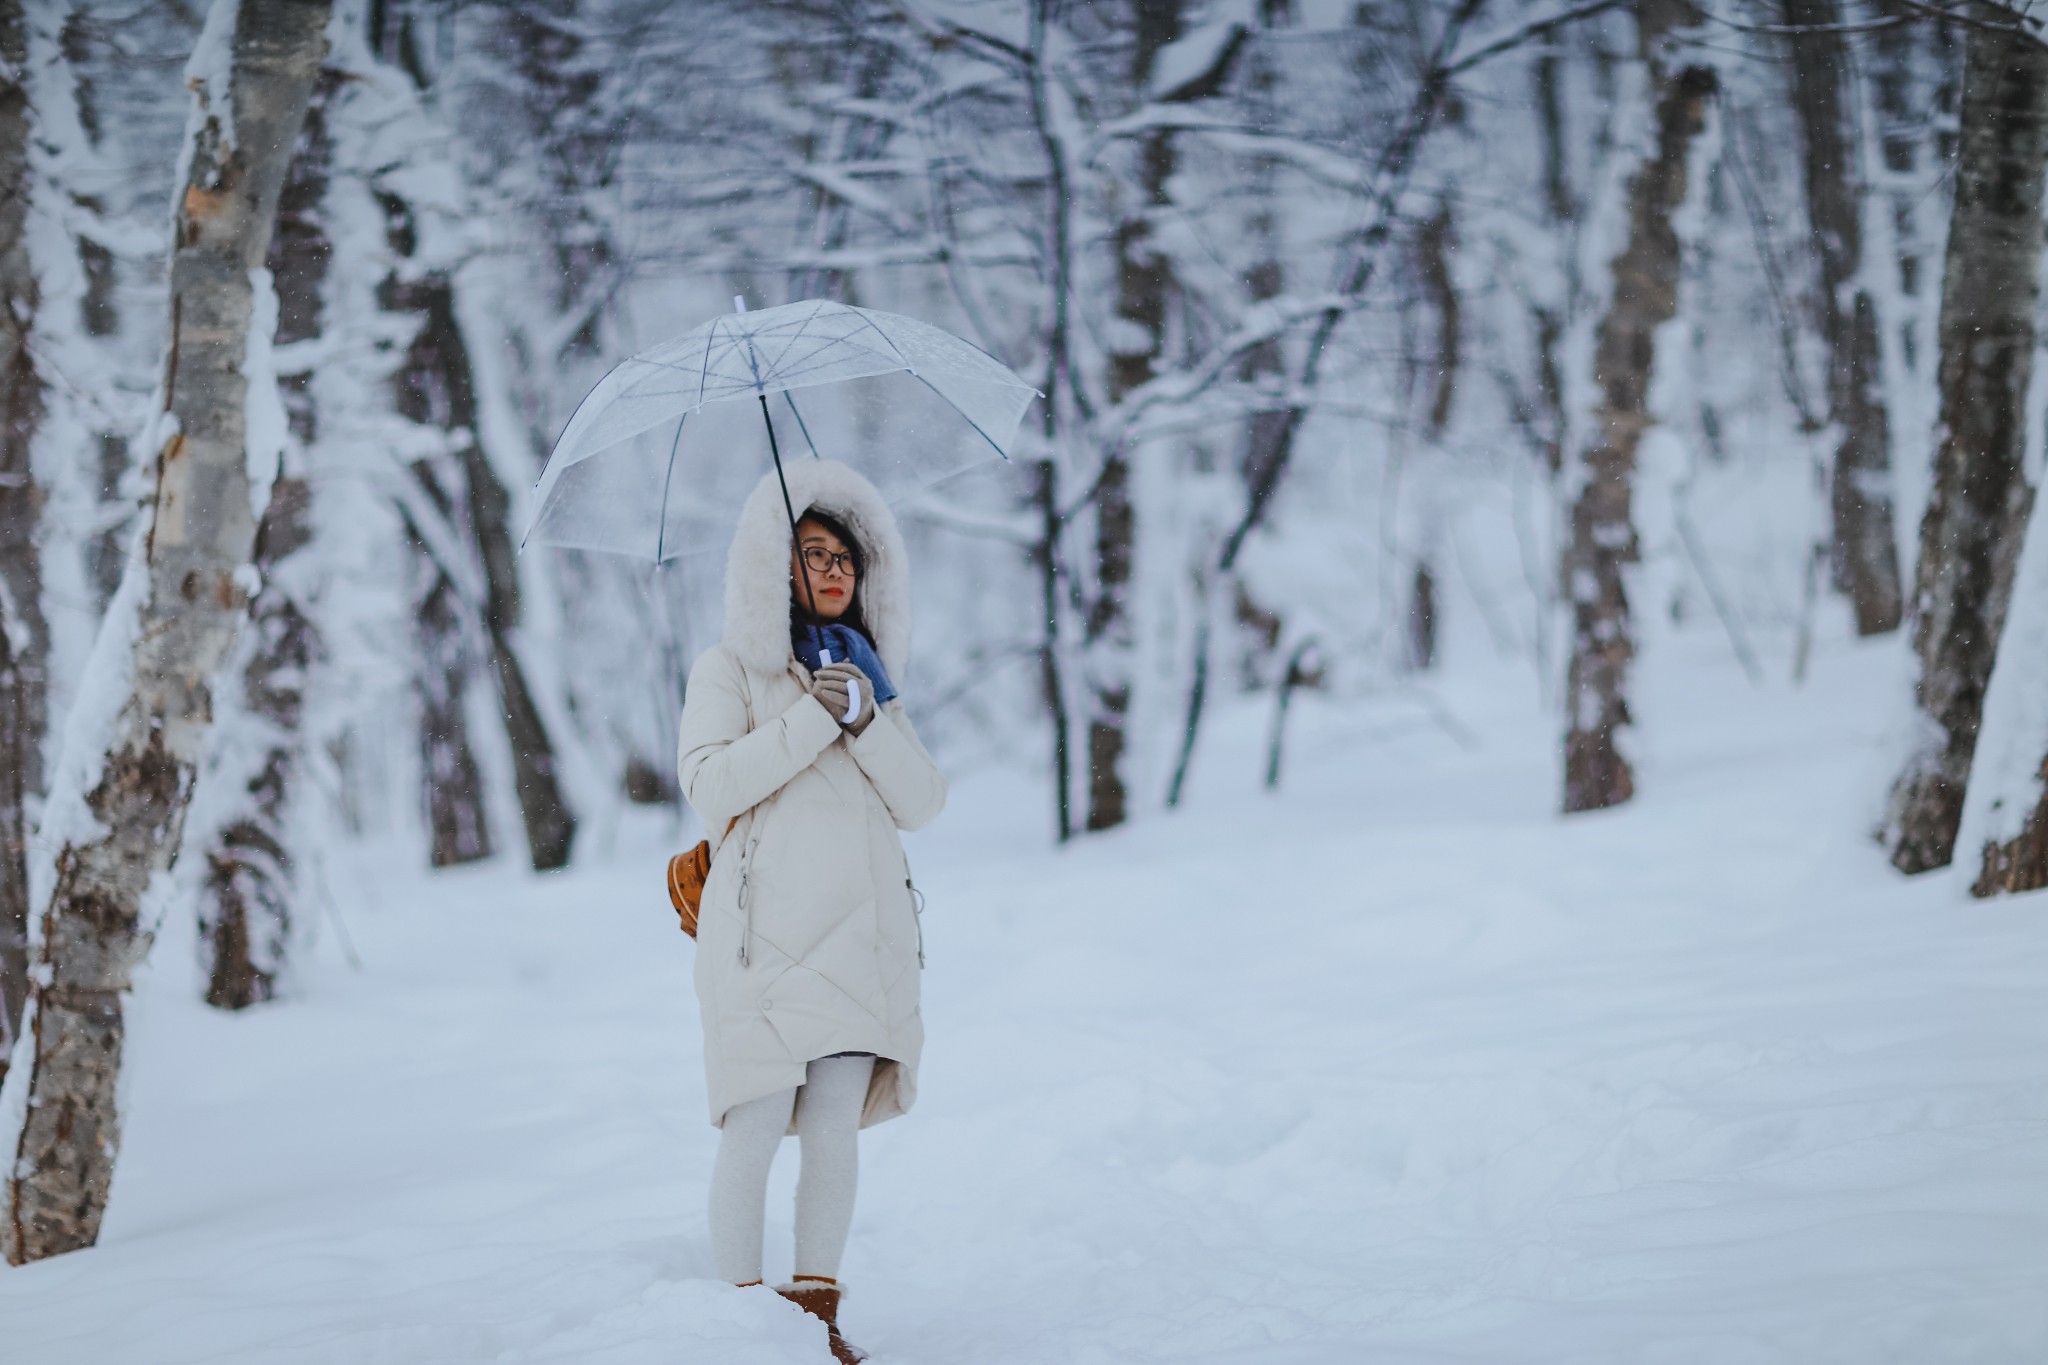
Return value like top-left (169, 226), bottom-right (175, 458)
top-left (363, 12), bottom-right (578, 873)
top-left (2, 0), bottom-right (332, 1265)
top-left (1080, 0), bottom-right (1190, 833)
top-left (388, 274), bottom-right (578, 871)
top-left (1886, 9), bottom-right (2048, 874)
top-left (1561, 0), bottom-right (1714, 814)
top-left (1783, 0), bottom-right (1903, 636)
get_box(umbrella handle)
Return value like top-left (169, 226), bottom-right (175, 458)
top-left (818, 648), bottom-right (861, 725)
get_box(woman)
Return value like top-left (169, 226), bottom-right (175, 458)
top-left (676, 459), bottom-right (946, 1364)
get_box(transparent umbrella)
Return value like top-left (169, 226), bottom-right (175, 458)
top-left (521, 298), bottom-right (1039, 565)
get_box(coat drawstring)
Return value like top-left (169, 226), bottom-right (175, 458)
top-left (738, 840), bottom-right (756, 966)
top-left (907, 876), bottom-right (925, 968)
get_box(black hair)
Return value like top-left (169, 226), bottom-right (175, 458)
top-left (790, 506), bottom-right (874, 645)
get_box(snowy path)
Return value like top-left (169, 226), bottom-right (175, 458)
top-left (7, 638), bottom-right (2048, 1363)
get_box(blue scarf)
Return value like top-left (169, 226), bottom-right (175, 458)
top-left (794, 622), bottom-right (899, 706)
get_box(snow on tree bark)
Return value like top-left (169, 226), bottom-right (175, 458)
top-left (1086, 0), bottom-right (1185, 833)
top-left (1783, 0), bottom-right (1902, 637)
top-left (1964, 471), bottom-right (2048, 896)
top-left (1561, 0), bottom-right (1714, 814)
top-left (196, 72), bottom-right (337, 1009)
top-left (201, 475), bottom-right (317, 1008)
top-left (1886, 14), bottom-right (2048, 876)
top-left (2, 0), bottom-right (332, 1265)
top-left (0, 0), bottom-right (42, 1090)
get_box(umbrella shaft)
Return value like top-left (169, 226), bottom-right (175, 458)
top-left (760, 394), bottom-right (820, 619)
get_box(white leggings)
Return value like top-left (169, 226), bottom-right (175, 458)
top-left (709, 1053), bottom-right (874, 1284)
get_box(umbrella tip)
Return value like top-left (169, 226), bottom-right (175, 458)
top-left (733, 294), bottom-right (747, 314)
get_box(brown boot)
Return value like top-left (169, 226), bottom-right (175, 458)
top-left (776, 1277), bottom-right (867, 1364)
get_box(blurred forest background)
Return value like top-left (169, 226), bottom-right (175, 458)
top-left (5, 0), bottom-right (2048, 1267)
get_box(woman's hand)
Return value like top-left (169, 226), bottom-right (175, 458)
top-left (811, 662), bottom-right (876, 736)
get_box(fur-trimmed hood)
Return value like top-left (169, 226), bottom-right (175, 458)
top-left (721, 460), bottom-right (911, 681)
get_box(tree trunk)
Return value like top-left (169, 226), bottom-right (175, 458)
top-left (1561, 1), bottom-right (1714, 814)
top-left (1966, 471), bottom-right (2048, 895)
top-left (1867, 1), bottom-right (1962, 378)
top-left (0, 0), bottom-right (41, 1090)
top-left (1086, 0), bottom-right (1185, 832)
top-left (387, 275), bottom-right (576, 872)
top-left (197, 70), bottom-right (337, 1011)
top-left (1408, 562), bottom-right (1438, 671)
top-left (1528, 49), bottom-right (1572, 477)
top-left (357, 22), bottom-right (577, 872)
top-left (1886, 15), bottom-right (2048, 875)
top-left (408, 501), bottom-right (494, 869)
top-left (1023, 459), bottom-right (1070, 844)
top-left (1783, 0), bottom-right (1903, 636)
top-left (2, 0), bottom-right (331, 1265)
top-left (1416, 203), bottom-right (1460, 437)
top-left (202, 478), bottom-right (317, 1009)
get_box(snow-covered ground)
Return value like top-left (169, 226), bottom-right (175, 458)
top-left (7, 632), bottom-right (2048, 1364)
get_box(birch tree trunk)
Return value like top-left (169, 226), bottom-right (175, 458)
top-left (0, 0), bottom-right (42, 1088)
top-left (1783, 0), bottom-right (1902, 636)
top-left (1885, 13), bottom-right (2048, 875)
top-left (2, 0), bottom-right (331, 1265)
top-left (1561, 0), bottom-right (1714, 814)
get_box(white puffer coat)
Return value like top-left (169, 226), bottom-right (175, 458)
top-left (677, 460), bottom-right (946, 1129)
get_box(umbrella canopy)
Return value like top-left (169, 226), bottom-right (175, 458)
top-left (522, 299), bottom-right (1039, 563)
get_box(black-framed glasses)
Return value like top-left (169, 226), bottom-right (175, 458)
top-left (801, 545), bottom-right (859, 577)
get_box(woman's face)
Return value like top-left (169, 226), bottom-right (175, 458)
top-left (792, 517), bottom-right (857, 620)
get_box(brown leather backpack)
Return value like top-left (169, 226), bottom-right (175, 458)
top-left (667, 842), bottom-right (712, 937)
top-left (668, 818), bottom-right (739, 938)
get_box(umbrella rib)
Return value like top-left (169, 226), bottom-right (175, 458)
top-left (842, 309), bottom-right (917, 373)
top-left (654, 410), bottom-right (689, 563)
top-left (758, 314), bottom-right (855, 386)
top-left (759, 300), bottom-right (828, 377)
top-left (784, 390), bottom-right (824, 459)
top-left (699, 314), bottom-right (724, 408)
top-left (534, 365), bottom-right (621, 484)
top-left (909, 371), bottom-right (1013, 460)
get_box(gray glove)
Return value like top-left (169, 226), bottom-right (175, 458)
top-left (810, 661), bottom-right (876, 736)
